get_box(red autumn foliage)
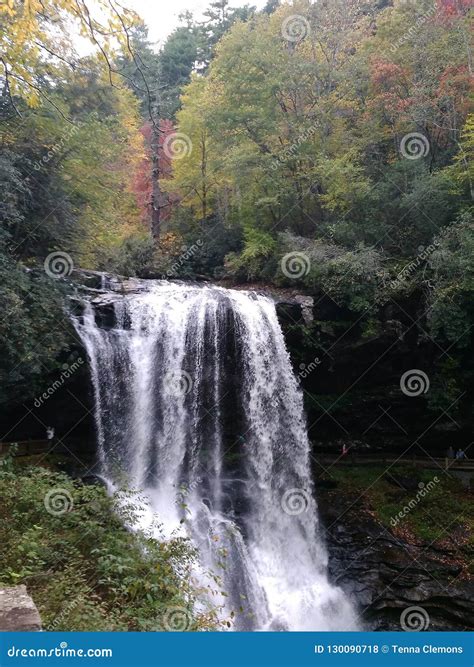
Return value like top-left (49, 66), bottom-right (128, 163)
top-left (436, 0), bottom-right (472, 18)
top-left (437, 65), bottom-right (472, 116)
top-left (132, 119), bottom-right (178, 225)
top-left (370, 60), bottom-right (408, 90)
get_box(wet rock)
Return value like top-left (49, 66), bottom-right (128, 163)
top-left (0, 586), bottom-right (42, 631)
top-left (294, 295), bottom-right (314, 324)
top-left (275, 301), bottom-right (303, 324)
top-left (70, 269), bottom-right (105, 290)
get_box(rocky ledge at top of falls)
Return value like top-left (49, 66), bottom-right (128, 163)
top-left (316, 481), bottom-right (474, 631)
top-left (68, 268), bottom-right (314, 327)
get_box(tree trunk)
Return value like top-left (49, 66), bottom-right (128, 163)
top-left (149, 101), bottom-right (161, 241)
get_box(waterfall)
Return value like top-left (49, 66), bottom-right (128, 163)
top-left (73, 281), bottom-right (357, 631)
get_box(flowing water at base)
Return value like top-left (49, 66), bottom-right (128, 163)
top-left (74, 281), bottom-right (357, 630)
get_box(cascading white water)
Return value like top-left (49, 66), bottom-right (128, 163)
top-left (74, 281), bottom-right (357, 631)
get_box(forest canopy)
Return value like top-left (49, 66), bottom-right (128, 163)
top-left (0, 0), bottom-right (472, 405)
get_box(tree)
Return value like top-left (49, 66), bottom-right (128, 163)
top-left (163, 76), bottom-right (219, 222)
top-left (1, 0), bottom-right (141, 112)
top-left (159, 24), bottom-right (199, 118)
top-left (164, 0), bottom-right (470, 281)
top-left (198, 0), bottom-right (257, 70)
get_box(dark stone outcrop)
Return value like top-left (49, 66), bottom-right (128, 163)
top-left (279, 288), bottom-right (472, 455)
top-left (316, 484), bottom-right (473, 631)
top-left (276, 301), bottom-right (304, 325)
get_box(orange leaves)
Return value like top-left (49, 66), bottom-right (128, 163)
top-left (370, 60), bottom-right (408, 90)
top-left (132, 119), bottom-right (178, 225)
top-left (437, 65), bottom-right (472, 115)
top-left (436, 0), bottom-right (472, 19)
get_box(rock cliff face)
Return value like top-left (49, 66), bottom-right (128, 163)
top-left (316, 484), bottom-right (473, 631)
top-left (277, 289), bottom-right (472, 456)
top-left (0, 586), bottom-right (42, 631)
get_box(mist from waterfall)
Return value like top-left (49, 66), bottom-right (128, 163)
top-left (73, 281), bottom-right (357, 631)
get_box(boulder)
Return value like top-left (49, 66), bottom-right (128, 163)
top-left (0, 586), bottom-right (42, 631)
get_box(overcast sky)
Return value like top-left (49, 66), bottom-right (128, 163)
top-left (124, 0), bottom-right (267, 49)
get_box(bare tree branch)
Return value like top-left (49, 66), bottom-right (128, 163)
top-left (1, 58), bottom-right (22, 117)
